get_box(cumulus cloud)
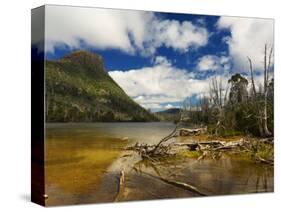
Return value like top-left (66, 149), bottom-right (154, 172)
top-left (41, 5), bottom-right (209, 55)
top-left (217, 16), bottom-right (274, 72)
top-left (164, 104), bottom-right (179, 109)
top-left (109, 56), bottom-right (220, 110)
top-left (149, 19), bottom-right (208, 54)
top-left (197, 55), bottom-right (231, 72)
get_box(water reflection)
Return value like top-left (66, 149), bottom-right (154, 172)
top-left (45, 123), bottom-right (273, 205)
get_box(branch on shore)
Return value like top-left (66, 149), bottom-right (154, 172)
top-left (126, 126), bottom-right (273, 166)
top-left (178, 127), bottom-right (208, 136)
top-left (137, 169), bottom-right (207, 196)
top-left (114, 169), bottom-right (125, 202)
top-left (255, 156), bottom-right (274, 166)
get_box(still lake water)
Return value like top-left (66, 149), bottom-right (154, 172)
top-left (45, 122), bottom-right (273, 206)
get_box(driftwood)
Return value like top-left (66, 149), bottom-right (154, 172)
top-left (259, 137), bottom-right (274, 144)
top-left (256, 156), bottom-right (274, 166)
top-left (127, 139), bottom-right (244, 160)
top-left (178, 126), bottom-right (207, 136)
top-left (139, 170), bottom-right (206, 196)
top-left (186, 143), bottom-right (199, 151)
top-left (126, 142), bottom-right (173, 160)
top-left (174, 140), bottom-right (225, 151)
top-left (151, 125), bottom-right (179, 154)
top-left (127, 126), bottom-right (209, 158)
top-left (114, 169), bottom-right (125, 202)
top-left (126, 125), bottom-right (273, 166)
top-left (197, 151), bottom-right (208, 161)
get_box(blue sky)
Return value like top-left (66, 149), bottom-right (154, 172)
top-left (41, 5), bottom-right (274, 111)
top-left (46, 12), bottom-right (228, 72)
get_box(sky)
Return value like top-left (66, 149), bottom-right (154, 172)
top-left (39, 5), bottom-right (274, 112)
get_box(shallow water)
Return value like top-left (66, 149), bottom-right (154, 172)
top-left (45, 122), bottom-right (175, 205)
top-left (45, 122), bottom-right (273, 206)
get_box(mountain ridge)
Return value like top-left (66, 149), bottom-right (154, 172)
top-left (46, 51), bottom-right (158, 122)
top-left (155, 108), bottom-right (181, 122)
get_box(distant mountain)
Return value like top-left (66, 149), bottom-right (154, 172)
top-left (46, 51), bottom-right (158, 122)
top-left (157, 108), bottom-right (181, 114)
top-left (155, 108), bottom-right (181, 121)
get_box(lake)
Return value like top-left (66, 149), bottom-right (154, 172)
top-left (45, 122), bottom-right (273, 206)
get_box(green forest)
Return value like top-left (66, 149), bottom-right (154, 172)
top-left (46, 51), bottom-right (157, 122)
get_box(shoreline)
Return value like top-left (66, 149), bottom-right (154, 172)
top-left (104, 134), bottom-right (274, 202)
top-left (44, 123), bottom-right (274, 205)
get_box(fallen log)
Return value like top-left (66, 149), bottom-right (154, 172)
top-left (174, 140), bottom-right (224, 149)
top-left (198, 140), bottom-right (225, 146)
top-left (151, 125), bottom-right (179, 154)
top-left (178, 126), bottom-right (207, 136)
top-left (213, 140), bottom-right (244, 151)
top-left (140, 171), bottom-right (207, 196)
top-left (259, 137), bottom-right (274, 144)
top-left (213, 145), bottom-right (239, 151)
top-left (186, 143), bottom-right (199, 151)
top-left (197, 151), bottom-right (208, 161)
top-left (256, 156), bottom-right (274, 166)
top-left (114, 169), bottom-right (125, 202)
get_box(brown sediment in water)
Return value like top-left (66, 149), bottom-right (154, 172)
top-left (44, 123), bottom-right (274, 206)
top-left (45, 133), bottom-right (128, 206)
top-left (113, 155), bottom-right (273, 202)
top-left (112, 134), bottom-right (274, 202)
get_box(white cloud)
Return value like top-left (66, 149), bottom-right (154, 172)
top-left (109, 56), bottom-right (220, 110)
top-left (41, 5), bottom-right (209, 55)
top-left (164, 104), bottom-right (175, 109)
top-left (149, 19), bottom-right (208, 53)
top-left (197, 55), bottom-right (231, 72)
top-left (153, 56), bottom-right (171, 66)
top-left (44, 6), bottom-right (150, 53)
top-left (217, 16), bottom-right (274, 72)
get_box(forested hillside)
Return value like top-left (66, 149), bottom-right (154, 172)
top-left (45, 51), bottom-right (158, 122)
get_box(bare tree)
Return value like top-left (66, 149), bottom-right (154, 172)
top-left (263, 44), bottom-right (273, 136)
top-left (246, 44), bottom-right (273, 137)
top-left (247, 57), bottom-right (257, 97)
top-left (209, 77), bottom-right (228, 135)
top-left (209, 77), bottom-right (221, 108)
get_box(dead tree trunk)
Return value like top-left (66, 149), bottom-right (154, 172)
top-left (247, 56), bottom-right (263, 135)
top-left (151, 124), bottom-right (178, 154)
top-left (151, 108), bottom-right (184, 153)
top-left (209, 77), bottom-right (226, 135)
top-left (247, 57), bottom-right (257, 97)
top-left (263, 44), bottom-right (272, 136)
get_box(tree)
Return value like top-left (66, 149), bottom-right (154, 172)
top-left (263, 44), bottom-right (273, 136)
top-left (247, 57), bottom-right (256, 97)
top-left (228, 73), bottom-right (248, 104)
top-left (209, 77), bottom-right (228, 135)
top-left (198, 95), bottom-right (210, 123)
top-left (247, 44), bottom-right (273, 137)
